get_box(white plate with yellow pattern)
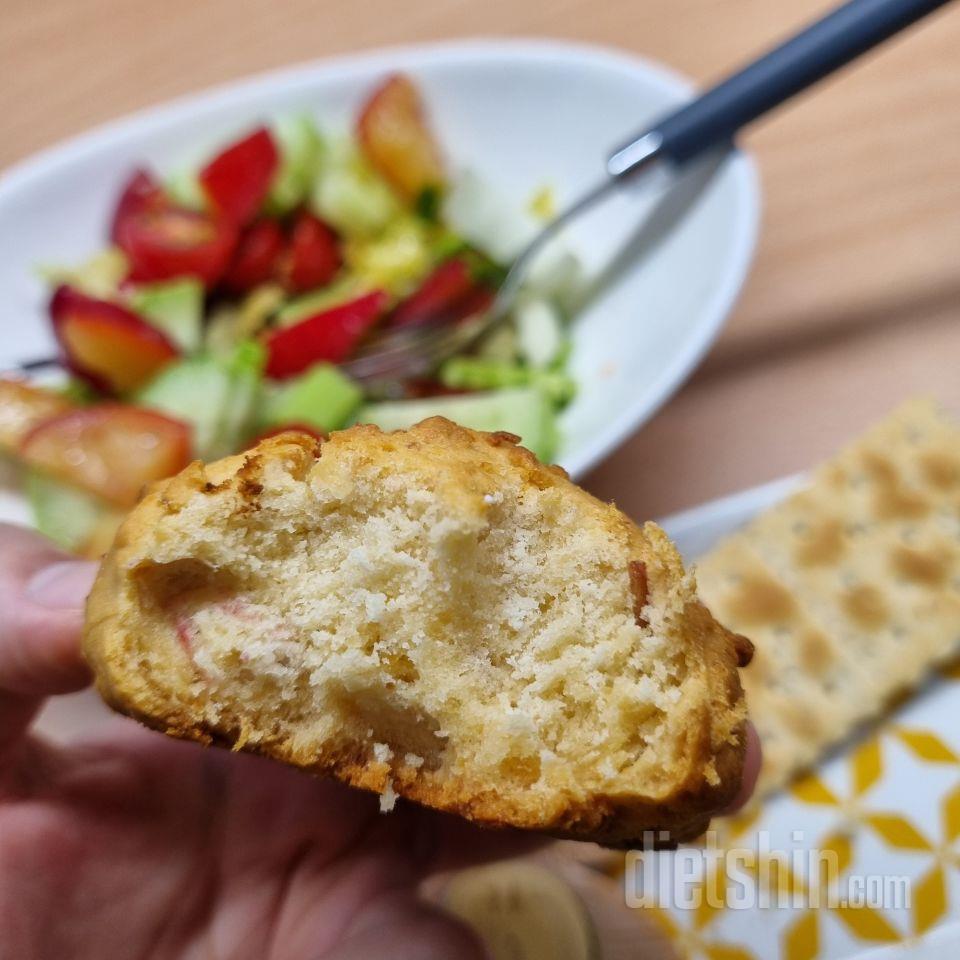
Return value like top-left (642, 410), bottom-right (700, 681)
top-left (626, 478), bottom-right (960, 960)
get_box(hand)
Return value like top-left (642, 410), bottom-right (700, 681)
top-left (0, 523), bottom-right (759, 959)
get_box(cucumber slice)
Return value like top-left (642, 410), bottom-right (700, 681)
top-left (38, 247), bottom-right (129, 300)
top-left (311, 140), bottom-right (400, 238)
top-left (266, 115), bottom-right (324, 215)
top-left (128, 278), bottom-right (205, 352)
top-left (474, 323), bottom-right (520, 364)
top-left (442, 170), bottom-right (535, 263)
top-left (137, 357), bottom-right (234, 459)
top-left (26, 470), bottom-right (111, 552)
top-left (136, 342), bottom-right (264, 460)
top-left (524, 247), bottom-right (588, 317)
top-left (439, 358), bottom-right (576, 408)
top-left (221, 341), bottom-right (268, 452)
top-left (357, 387), bottom-right (558, 463)
top-left (262, 363), bottom-right (362, 434)
top-left (515, 297), bottom-right (564, 369)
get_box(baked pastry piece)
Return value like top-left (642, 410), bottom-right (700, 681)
top-left (83, 418), bottom-right (752, 846)
top-left (696, 399), bottom-right (960, 796)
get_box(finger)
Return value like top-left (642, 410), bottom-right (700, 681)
top-left (0, 524), bottom-right (96, 710)
top-left (721, 721), bottom-right (762, 814)
top-left (407, 805), bottom-right (548, 876)
top-left (328, 891), bottom-right (487, 960)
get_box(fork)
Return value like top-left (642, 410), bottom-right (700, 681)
top-left (344, 0), bottom-right (952, 385)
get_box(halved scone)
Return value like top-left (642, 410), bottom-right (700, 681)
top-left (83, 418), bottom-right (751, 845)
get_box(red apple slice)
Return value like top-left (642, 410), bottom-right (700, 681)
top-left (168, 595), bottom-right (293, 669)
top-left (19, 404), bottom-right (192, 507)
top-left (388, 258), bottom-right (490, 328)
top-left (264, 290), bottom-right (388, 378)
top-left (50, 286), bottom-right (179, 395)
top-left (199, 127), bottom-right (279, 226)
top-left (357, 74), bottom-right (444, 200)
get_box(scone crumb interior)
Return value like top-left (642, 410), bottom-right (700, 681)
top-left (84, 419), bottom-right (748, 844)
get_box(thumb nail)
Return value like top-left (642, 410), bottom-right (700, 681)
top-left (27, 561), bottom-right (98, 610)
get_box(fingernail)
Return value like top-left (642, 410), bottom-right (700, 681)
top-left (27, 561), bottom-right (98, 609)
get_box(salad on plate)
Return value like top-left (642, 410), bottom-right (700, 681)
top-left (0, 73), bottom-right (585, 556)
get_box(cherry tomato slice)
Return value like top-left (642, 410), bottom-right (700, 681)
top-left (110, 169), bottom-right (166, 245)
top-left (277, 212), bottom-right (341, 294)
top-left (221, 219), bottom-right (286, 294)
top-left (119, 207), bottom-right (237, 286)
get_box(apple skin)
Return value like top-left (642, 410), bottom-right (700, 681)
top-left (357, 73), bottom-right (444, 200)
top-left (199, 127), bottom-right (279, 227)
top-left (50, 285), bottom-right (179, 395)
top-left (264, 290), bottom-right (388, 379)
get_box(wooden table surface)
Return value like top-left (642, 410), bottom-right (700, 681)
top-left (4, 0), bottom-right (960, 518)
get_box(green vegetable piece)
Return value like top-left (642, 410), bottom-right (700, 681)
top-left (266, 115), bottom-right (324, 215)
top-left (127, 277), bottom-right (205, 353)
top-left (38, 247), bottom-right (129, 299)
top-left (262, 363), bottom-right (362, 435)
top-left (136, 343), bottom-right (265, 460)
top-left (222, 340), bottom-right (267, 451)
top-left (311, 140), bottom-right (401, 238)
top-left (25, 470), bottom-right (110, 552)
top-left (515, 297), bottom-right (563, 369)
top-left (357, 386), bottom-right (558, 463)
top-left (439, 357), bottom-right (576, 407)
top-left (225, 338), bottom-right (266, 376)
top-left (275, 276), bottom-right (372, 327)
top-left (165, 168), bottom-right (207, 210)
top-left (415, 184), bottom-right (443, 222)
top-left (439, 357), bottom-right (529, 391)
top-left (136, 358), bottom-right (233, 460)
top-left (57, 378), bottom-right (99, 405)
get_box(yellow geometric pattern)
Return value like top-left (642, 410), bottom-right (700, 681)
top-left (783, 910), bottom-right (818, 960)
top-left (637, 681), bottom-right (960, 960)
top-left (893, 727), bottom-right (959, 764)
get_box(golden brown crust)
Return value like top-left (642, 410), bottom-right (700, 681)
top-left (83, 419), bottom-right (749, 847)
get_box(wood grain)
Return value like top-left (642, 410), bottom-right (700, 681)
top-left (3, 0), bottom-right (959, 516)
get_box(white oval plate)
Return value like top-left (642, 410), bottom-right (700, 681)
top-left (0, 39), bottom-right (759, 485)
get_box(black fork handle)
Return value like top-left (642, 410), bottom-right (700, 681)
top-left (608, 0), bottom-right (954, 175)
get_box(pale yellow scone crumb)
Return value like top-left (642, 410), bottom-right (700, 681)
top-left (83, 418), bottom-right (751, 846)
